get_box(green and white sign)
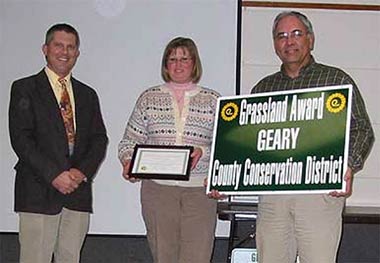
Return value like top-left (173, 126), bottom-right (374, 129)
top-left (207, 85), bottom-right (352, 195)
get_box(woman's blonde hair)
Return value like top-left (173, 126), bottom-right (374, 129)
top-left (161, 37), bottom-right (202, 83)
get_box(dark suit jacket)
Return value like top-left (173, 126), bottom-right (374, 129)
top-left (9, 69), bottom-right (108, 214)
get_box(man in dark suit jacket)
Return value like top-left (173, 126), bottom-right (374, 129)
top-left (8, 23), bottom-right (108, 263)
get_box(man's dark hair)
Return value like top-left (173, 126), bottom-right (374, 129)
top-left (45, 23), bottom-right (80, 47)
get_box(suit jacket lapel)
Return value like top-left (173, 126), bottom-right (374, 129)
top-left (71, 77), bottom-right (83, 147)
top-left (35, 70), bottom-right (67, 134)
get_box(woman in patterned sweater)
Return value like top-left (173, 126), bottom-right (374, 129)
top-left (118, 37), bottom-right (220, 263)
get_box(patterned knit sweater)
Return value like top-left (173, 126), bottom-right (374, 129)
top-left (118, 84), bottom-right (220, 187)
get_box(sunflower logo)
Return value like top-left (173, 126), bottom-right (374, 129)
top-left (326, 93), bottom-right (346, 113)
top-left (221, 102), bottom-right (239, 121)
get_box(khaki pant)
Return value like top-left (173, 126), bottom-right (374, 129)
top-left (141, 180), bottom-right (217, 263)
top-left (256, 194), bottom-right (345, 263)
top-left (19, 207), bottom-right (89, 263)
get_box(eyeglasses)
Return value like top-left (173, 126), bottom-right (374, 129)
top-left (275, 29), bottom-right (305, 41)
top-left (167, 57), bottom-right (192, 65)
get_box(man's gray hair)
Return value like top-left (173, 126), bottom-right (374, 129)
top-left (272, 11), bottom-right (314, 39)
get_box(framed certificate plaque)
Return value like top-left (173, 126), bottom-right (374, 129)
top-left (129, 144), bottom-right (194, 180)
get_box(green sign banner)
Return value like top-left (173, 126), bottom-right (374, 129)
top-left (207, 85), bottom-right (352, 195)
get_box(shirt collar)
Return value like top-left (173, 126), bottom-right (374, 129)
top-left (44, 66), bottom-right (72, 86)
top-left (280, 56), bottom-right (316, 79)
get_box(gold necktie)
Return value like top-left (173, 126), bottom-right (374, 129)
top-left (59, 78), bottom-right (75, 153)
